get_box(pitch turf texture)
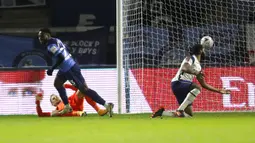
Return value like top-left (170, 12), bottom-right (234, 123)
top-left (0, 113), bottom-right (254, 143)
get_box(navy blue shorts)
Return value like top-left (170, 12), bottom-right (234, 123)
top-left (171, 80), bottom-right (192, 105)
top-left (57, 64), bottom-right (85, 88)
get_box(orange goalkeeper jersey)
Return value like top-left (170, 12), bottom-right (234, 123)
top-left (64, 84), bottom-right (84, 111)
top-left (36, 84), bottom-right (84, 117)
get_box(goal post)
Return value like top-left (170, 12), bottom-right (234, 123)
top-left (118, 0), bottom-right (255, 114)
top-left (116, 0), bottom-right (123, 114)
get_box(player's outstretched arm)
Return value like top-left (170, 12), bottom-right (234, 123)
top-left (51, 110), bottom-right (61, 116)
top-left (51, 54), bottom-right (65, 70)
top-left (35, 94), bottom-right (51, 117)
top-left (197, 75), bottom-right (231, 94)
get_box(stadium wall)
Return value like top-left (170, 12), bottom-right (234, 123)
top-left (0, 67), bottom-right (254, 115)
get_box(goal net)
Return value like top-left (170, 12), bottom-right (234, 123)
top-left (121, 0), bottom-right (255, 113)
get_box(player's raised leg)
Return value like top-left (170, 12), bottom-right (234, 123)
top-left (85, 96), bottom-right (108, 116)
top-left (67, 64), bottom-right (114, 117)
top-left (80, 84), bottom-right (114, 117)
top-left (54, 71), bottom-right (73, 114)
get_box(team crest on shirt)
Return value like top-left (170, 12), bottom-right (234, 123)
top-left (50, 46), bottom-right (58, 54)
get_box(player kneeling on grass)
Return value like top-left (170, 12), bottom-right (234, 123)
top-left (151, 44), bottom-right (231, 118)
top-left (36, 83), bottom-right (108, 117)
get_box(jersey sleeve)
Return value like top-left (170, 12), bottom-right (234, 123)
top-left (64, 84), bottom-right (78, 91)
top-left (36, 101), bottom-right (51, 117)
top-left (47, 44), bottom-right (62, 57)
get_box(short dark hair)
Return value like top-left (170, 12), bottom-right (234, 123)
top-left (191, 44), bottom-right (203, 55)
top-left (39, 28), bottom-right (51, 35)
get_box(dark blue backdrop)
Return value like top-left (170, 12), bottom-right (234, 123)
top-left (0, 28), bottom-right (109, 67)
top-left (49, 0), bottom-right (115, 27)
top-left (57, 27), bottom-right (109, 65)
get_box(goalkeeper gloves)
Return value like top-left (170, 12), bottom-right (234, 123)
top-left (47, 68), bottom-right (53, 76)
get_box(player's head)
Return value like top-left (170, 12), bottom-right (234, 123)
top-left (38, 28), bottom-right (51, 45)
top-left (191, 44), bottom-right (204, 56)
top-left (50, 94), bottom-right (61, 107)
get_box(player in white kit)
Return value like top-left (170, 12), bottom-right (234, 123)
top-left (151, 44), bottom-right (230, 118)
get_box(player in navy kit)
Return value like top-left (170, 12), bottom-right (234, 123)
top-left (38, 28), bottom-right (114, 116)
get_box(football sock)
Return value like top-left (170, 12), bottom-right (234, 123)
top-left (183, 112), bottom-right (192, 117)
top-left (162, 111), bottom-right (174, 116)
top-left (56, 87), bottom-right (69, 105)
top-left (104, 103), bottom-right (109, 108)
top-left (83, 89), bottom-right (106, 105)
top-left (177, 88), bottom-right (200, 111)
top-left (85, 96), bottom-right (100, 111)
top-left (162, 111), bottom-right (191, 117)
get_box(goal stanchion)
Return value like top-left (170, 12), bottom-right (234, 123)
top-left (116, 0), bottom-right (123, 114)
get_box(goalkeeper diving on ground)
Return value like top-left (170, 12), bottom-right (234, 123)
top-left (35, 84), bottom-right (108, 117)
top-left (151, 37), bottom-right (231, 118)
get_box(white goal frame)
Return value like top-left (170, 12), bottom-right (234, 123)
top-left (116, 0), bottom-right (255, 114)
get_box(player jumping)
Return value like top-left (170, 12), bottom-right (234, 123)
top-left (151, 44), bottom-right (230, 118)
top-left (36, 84), bottom-right (108, 117)
top-left (38, 28), bottom-right (114, 117)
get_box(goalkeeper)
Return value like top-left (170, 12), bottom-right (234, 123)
top-left (36, 84), bottom-right (108, 117)
top-left (151, 44), bottom-right (231, 118)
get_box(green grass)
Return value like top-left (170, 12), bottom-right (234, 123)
top-left (0, 113), bottom-right (254, 143)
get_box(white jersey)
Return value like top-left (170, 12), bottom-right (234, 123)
top-left (172, 55), bottom-right (201, 82)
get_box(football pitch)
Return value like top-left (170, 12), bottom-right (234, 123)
top-left (0, 113), bottom-right (254, 143)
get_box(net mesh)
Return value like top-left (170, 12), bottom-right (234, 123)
top-left (122, 0), bottom-right (255, 113)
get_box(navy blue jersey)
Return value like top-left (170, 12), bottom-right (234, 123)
top-left (47, 38), bottom-right (75, 72)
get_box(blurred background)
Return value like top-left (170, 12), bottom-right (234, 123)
top-left (0, 0), bottom-right (254, 68)
top-left (0, 0), bottom-right (116, 67)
